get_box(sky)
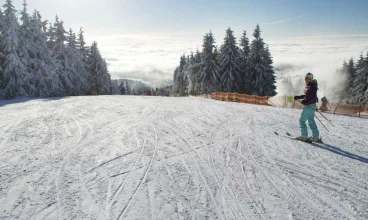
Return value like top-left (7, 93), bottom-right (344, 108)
top-left (9, 0), bottom-right (368, 87)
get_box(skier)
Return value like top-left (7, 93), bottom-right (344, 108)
top-left (294, 73), bottom-right (321, 142)
top-left (121, 86), bottom-right (126, 95)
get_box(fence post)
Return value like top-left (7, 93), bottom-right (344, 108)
top-left (334, 103), bottom-right (339, 114)
top-left (284, 95), bottom-right (287, 108)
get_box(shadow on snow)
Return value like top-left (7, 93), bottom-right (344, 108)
top-left (309, 142), bottom-right (368, 164)
top-left (0, 97), bottom-right (67, 107)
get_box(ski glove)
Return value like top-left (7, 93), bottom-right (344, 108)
top-left (294, 96), bottom-right (301, 100)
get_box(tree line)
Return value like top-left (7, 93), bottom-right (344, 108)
top-left (0, 0), bottom-right (112, 99)
top-left (335, 54), bottom-right (368, 106)
top-left (172, 25), bottom-right (277, 97)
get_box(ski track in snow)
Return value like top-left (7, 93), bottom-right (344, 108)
top-left (0, 96), bottom-right (367, 220)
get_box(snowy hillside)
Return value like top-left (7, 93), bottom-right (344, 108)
top-left (0, 96), bottom-right (367, 219)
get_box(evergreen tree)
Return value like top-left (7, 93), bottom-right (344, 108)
top-left (0, 3), bottom-right (109, 99)
top-left (111, 79), bottom-right (119, 94)
top-left (195, 48), bottom-right (201, 63)
top-left (46, 15), bottom-right (58, 50)
top-left (18, 0), bottom-right (35, 95)
top-left (337, 60), bottom-right (353, 101)
top-left (53, 20), bottom-right (67, 55)
top-left (238, 31), bottom-right (251, 93)
top-left (247, 25), bottom-right (276, 96)
top-left (0, 8), bottom-right (3, 30)
top-left (53, 18), bottom-right (90, 95)
top-left (197, 32), bottom-right (220, 93)
top-left (0, 0), bottom-right (29, 98)
top-left (19, 1), bottom-right (30, 42)
top-left (348, 58), bottom-right (355, 77)
top-left (125, 80), bottom-right (131, 95)
top-left (77, 27), bottom-right (87, 62)
top-left (28, 10), bottom-right (64, 97)
top-left (239, 31), bottom-right (250, 59)
top-left (87, 41), bottom-right (111, 95)
top-left (67, 28), bottom-right (76, 49)
top-left (101, 59), bottom-right (111, 94)
top-left (0, 9), bottom-right (4, 95)
top-left (51, 18), bottom-right (73, 94)
top-left (190, 51), bottom-right (194, 64)
top-left (188, 51), bottom-right (201, 95)
top-left (218, 28), bottom-right (241, 92)
top-left (351, 53), bottom-right (368, 105)
top-left (177, 54), bottom-right (188, 95)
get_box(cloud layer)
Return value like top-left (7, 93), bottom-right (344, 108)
top-left (91, 33), bottom-right (368, 90)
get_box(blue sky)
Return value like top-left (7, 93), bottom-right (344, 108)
top-left (10, 0), bottom-right (368, 39)
top-left (8, 0), bottom-right (368, 87)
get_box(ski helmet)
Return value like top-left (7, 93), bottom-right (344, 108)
top-left (305, 72), bottom-right (314, 80)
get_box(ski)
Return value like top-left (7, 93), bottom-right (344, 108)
top-left (274, 131), bottom-right (324, 144)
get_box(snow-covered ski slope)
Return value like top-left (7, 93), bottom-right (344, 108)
top-left (0, 96), bottom-right (367, 220)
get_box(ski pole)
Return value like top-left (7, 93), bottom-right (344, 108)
top-left (314, 114), bottom-right (329, 132)
top-left (316, 110), bottom-right (334, 127)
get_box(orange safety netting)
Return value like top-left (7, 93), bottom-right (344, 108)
top-left (211, 93), bottom-right (367, 118)
top-left (211, 92), bottom-right (271, 106)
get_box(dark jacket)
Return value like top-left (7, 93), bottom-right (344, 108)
top-left (300, 79), bottom-right (318, 105)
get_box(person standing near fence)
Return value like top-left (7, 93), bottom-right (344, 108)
top-left (294, 73), bottom-right (321, 142)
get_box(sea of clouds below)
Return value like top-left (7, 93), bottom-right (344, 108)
top-left (92, 34), bottom-right (368, 93)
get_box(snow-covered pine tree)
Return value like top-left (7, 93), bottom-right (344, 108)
top-left (197, 32), bottom-right (220, 94)
top-left (0, 8), bottom-right (4, 96)
top-left (178, 54), bottom-right (188, 95)
top-left (172, 55), bottom-right (186, 96)
top-left (218, 27), bottom-right (241, 93)
top-left (67, 28), bottom-right (76, 49)
top-left (87, 41), bottom-right (111, 95)
top-left (195, 48), bottom-right (201, 63)
top-left (125, 80), bottom-right (131, 95)
top-left (348, 58), bottom-right (355, 86)
top-left (51, 18), bottom-right (76, 95)
top-left (239, 30), bottom-right (250, 93)
top-left (187, 50), bottom-right (201, 95)
top-left (247, 25), bottom-right (276, 96)
top-left (337, 60), bottom-right (352, 102)
top-left (77, 27), bottom-right (87, 62)
top-left (351, 52), bottom-right (368, 105)
top-left (0, 0), bottom-right (29, 98)
top-left (46, 15), bottom-right (58, 50)
top-left (0, 8), bottom-right (3, 29)
top-left (172, 67), bottom-right (180, 96)
top-left (262, 46), bottom-right (277, 95)
top-left (111, 79), bottom-right (119, 94)
top-left (53, 19), bottom-right (67, 56)
top-left (28, 10), bottom-right (64, 97)
top-left (100, 59), bottom-right (111, 95)
top-left (18, 0), bottom-right (36, 95)
top-left (190, 51), bottom-right (194, 64)
top-left (239, 31), bottom-right (250, 59)
top-left (87, 42), bottom-right (99, 95)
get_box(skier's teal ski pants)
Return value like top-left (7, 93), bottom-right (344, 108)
top-left (299, 103), bottom-right (319, 138)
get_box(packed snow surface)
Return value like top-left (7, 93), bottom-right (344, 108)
top-left (0, 96), bottom-right (367, 220)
